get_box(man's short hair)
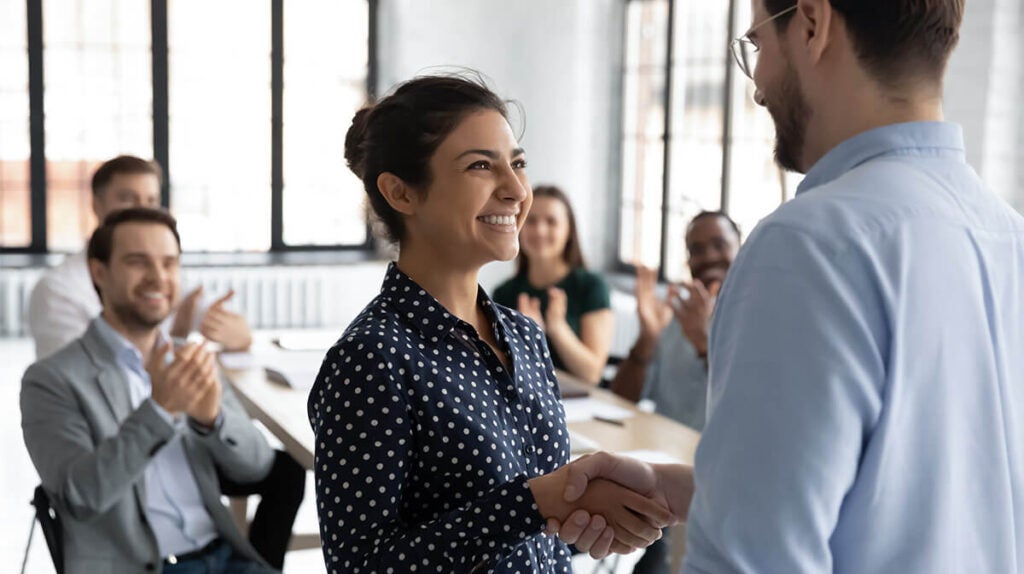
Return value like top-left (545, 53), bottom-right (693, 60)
top-left (765, 0), bottom-right (965, 88)
top-left (90, 155), bottom-right (163, 197)
top-left (86, 208), bottom-right (181, 300)
top-left (688, 210), bottom-right (742, 240)
top-left (88, 207), bottom-right (181, 265)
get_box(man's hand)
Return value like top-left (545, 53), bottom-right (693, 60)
top-left (169, 286), bottom-right (204, 339)
top-left (635, 266), bottom-right (673, 342)
top-left (199, 290), bottom-right (253, 352)
top-left (668, 281), bottom-right (719, 356)
top-left (183, 347), bottom-right (221, 427)
top-left (147, 341), bottom-right (215, 416)
top-left (529, 465), bottom-right (670, 551)
top-left (517, 293), bottom-right (546, 329)
top-left (547, 452), bottom-right (694, 558)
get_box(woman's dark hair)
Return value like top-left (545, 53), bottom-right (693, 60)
top-left (765, 0), bottom-right (964, 89)
top-left (516, 185), bottom-right (586, 276)
top-left (344, 74), bottom-right (510, 243)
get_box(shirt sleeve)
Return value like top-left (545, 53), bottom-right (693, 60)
top-left (577, 271), bottom-right (611, 315)
top-left (27, 275), bottom-right (94, 360)
top-left (683, 223), bottom-right (886, 574)
top-left (308, 338), bottom-right (546, 573)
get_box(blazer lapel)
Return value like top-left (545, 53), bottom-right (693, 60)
top-left (81, 320), bottom-right (133, 423)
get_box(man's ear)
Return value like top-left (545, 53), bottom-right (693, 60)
top-left (88, 259), bottom-right (106, 295)
top-left (376, 172), bottom-right (419, 216)
top-left (796, 0), bottom-right (833, 66)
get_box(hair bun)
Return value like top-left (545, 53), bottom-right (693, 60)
top-left (344, 107), bottom-right (374, 179)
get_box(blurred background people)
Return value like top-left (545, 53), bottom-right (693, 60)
top-left (493, 185), bottom-right (614, 384)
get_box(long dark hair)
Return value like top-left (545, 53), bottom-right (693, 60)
top-left (516, 185), bottom-right (586, 276)
top-left (344, 74), bottom-right (510, 243)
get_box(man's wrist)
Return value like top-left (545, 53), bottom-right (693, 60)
top-left (628, 335), bottom-right (658, 365)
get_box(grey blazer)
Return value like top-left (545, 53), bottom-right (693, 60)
top-left (20, 320), bottom-right (275, 574)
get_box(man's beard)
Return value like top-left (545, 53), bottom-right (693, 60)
top-left (111, 300), bottom-right (166, 332)
top-left (769, 60), bottom-right (811, 173)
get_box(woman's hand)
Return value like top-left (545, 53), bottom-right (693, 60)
top-left (544, 287), bottom-right (569, 335)
top-left (529, 466), bottom-right (670, 552)
top-left (517, 293), bottom-right (546, 329)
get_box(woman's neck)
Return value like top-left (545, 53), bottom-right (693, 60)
top-left (527, 257), bottom-right (571, 288)
top-left (396, 245), bottom-right (481, 325)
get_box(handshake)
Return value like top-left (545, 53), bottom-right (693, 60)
top-left (528, 452), bottom-right (695, 558)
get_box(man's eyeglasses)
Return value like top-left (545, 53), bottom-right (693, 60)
top-left (730, 5), bottom-right (798, 79)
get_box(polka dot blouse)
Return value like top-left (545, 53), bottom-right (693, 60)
top-left (308, 263), bottom-right (572, 573)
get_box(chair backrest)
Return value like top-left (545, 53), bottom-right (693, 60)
top-left (31, 485), bottom-right (64, 574)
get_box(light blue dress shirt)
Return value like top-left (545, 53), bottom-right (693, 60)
top-left (684, 122), bottom-right (1024, 573)
top-left (94, 317), bottom-right (220, 558)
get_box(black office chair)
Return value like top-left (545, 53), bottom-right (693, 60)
top-left (21, 485), bottom-right (64, 574)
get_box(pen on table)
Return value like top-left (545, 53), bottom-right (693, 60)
top-left (592, 415), bottom-right (625, 426)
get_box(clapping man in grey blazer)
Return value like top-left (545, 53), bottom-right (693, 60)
top-left (21, 207), bottom-right (280, 574)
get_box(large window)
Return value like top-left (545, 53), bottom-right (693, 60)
top-left (619, 0), bottom-right (799, 281)
top-left (0, 0), bottom-right (31, 248)
top-left (44, 0), bottom-right (153, 251)
top-left (0, 0), bottom-right (374, 254)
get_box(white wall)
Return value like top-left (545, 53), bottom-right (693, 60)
top-left (374, 0), bottom-right (1022, 288)
top-left (945, 0), bottom-right (1022, 204)
top-left (375, 0), bottom-right (625, 289)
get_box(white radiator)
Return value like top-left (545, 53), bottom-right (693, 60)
top-left (0, 268), bottom-right (44, 337)
top-left (0, 262), bottom-right (387, 338)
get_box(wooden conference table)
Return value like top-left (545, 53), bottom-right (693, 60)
top-left (222, 352), bottom-right (701, 563)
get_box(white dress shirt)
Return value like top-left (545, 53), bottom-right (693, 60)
top-left (27, 251), bottom-right (102, 359)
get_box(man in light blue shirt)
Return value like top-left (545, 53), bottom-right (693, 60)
top-left (550, 0), bottom-right (1024, 571)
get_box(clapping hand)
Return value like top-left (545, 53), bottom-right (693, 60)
top-left (668, 281), bottom-right (719, 356)
top-left (146, 341), bottom-right (219, 422)
top-left (517, 293), bottom-right (546, 329)
top-left (200, 289), bottom-right (253, 352)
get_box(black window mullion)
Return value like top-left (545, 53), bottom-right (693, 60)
top-left (657, 0), bottom-right (676, 281)
top-left (27, 0), bottom-right (45, 253)
top-left (152, 0), bottom-right (170, 208)
top-left (720, 0), bottom-right (739, 214)
top-left (270, 0), bottom-right (284, 251)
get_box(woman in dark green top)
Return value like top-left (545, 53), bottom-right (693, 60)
top-left (493, 185), bottom-right (613, 383)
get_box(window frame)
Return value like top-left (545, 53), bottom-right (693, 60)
top-left (1, 0), bottom-right (377, 255)
top-left (616, 0), bottom-right (766, 281)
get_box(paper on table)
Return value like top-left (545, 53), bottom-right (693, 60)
top-left (560, 398), bottom-right (634, 424)
top-left (219, 351), bottom-right (257, 371)
top-left (618, 449), bottom-right (685, 465)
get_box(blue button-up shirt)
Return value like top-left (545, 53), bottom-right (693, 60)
top-left (685, 122), bottom-right (1024, 573)
top-left (308, 263), bottom-right (571, 573)
top-left (94, 317), bottom-right (219, 558)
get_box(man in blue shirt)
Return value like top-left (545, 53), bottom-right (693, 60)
top-left (551, 0), bottom-right (1024, 571)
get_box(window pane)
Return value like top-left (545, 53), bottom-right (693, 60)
top-left (0, 0), bottom-right (31, 247)
top-left (282, 0), bottom-right (369, 246)
top-left (169, 1), bottom-right (270, 252)
top-left (618, 0), bottom-right (669, 269)
top-left (43, 0), bottom-right (152, 252)
top-left (724, 0), bottom-right (801, 237)
top-left (662, 1), bottom-right (728, 282)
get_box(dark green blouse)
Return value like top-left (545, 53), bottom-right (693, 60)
top-left (492, 267), bottom-right (611, 371)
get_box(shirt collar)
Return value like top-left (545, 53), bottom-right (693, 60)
top-left (797, 121), bottom-right (966, 196)
top-left (94, 314), bottom-right (166, 371)
top-left (380, 262), bottom-right (510, 342)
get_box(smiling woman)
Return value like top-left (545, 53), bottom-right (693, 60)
top-left (306, 75), bottom-right (669, 573)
